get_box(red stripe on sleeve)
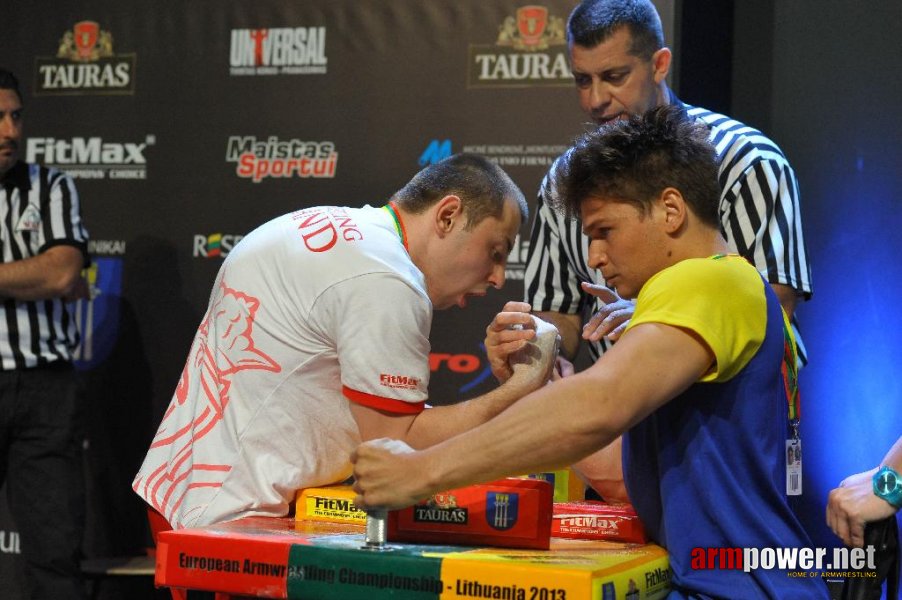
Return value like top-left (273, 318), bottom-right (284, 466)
top-left (343, 386), bottom-right (425, 415)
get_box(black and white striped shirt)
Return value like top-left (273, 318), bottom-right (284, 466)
top-left (0, 161), bottom-right (89, 370)
top-left (524, 98), bottom-right (813, 364)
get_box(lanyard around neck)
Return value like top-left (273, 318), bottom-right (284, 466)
top-left (382, 201), bottom-right (409, 251)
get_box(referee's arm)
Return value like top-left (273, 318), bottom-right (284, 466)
top-left (0, 244), bottom-right (84, 301)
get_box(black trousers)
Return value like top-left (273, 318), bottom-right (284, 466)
top-left (0, 363), bottom-right (86, 600)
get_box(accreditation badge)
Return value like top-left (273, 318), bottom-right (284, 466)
top-left (786, 438), bottom-right (802, 495)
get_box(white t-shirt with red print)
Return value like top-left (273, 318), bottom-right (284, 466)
top-left (133, 204), bottom-right (432, 528)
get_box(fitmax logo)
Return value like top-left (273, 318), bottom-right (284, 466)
top-left (27, 136), bottom-right (152, 165)
top-left (379, 373), bottom-right (420, 390)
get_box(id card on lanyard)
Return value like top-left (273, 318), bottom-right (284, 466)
top-left (781, 309), bottom-right (802, 496)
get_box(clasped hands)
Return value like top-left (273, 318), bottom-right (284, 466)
top-left (485, 282), bottom-right (634, 382)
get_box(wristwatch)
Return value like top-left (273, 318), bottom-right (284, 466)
top-left (873, 466), bottom-right (902, 509)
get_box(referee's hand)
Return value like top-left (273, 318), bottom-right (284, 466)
top-left (580, 283), bottom-right (633, 343)
top-left (64, 276), bottom-right (91, 302)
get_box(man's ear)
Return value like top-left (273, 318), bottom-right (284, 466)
top-left (659, 187), bottom-right (686, 233)
top-left (434, 195), bottom-right (463, 236)
top-left (651, 47), bottom-right (672, 84)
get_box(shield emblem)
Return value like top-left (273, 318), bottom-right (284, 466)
top-left (73, 21), bottom-right (99, 59)
top-left (486, 492), bottom-right (519, 530)
top-left (517, 6), bottom-right (548, 47)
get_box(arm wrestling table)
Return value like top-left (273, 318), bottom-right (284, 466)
top-left (154, 515), bottom-right (670, 599)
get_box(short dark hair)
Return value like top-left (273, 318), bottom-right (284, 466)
top-left (392, 153), bottom-right (528, 229)
top-left (553, 105), bottom-right (720, 228)
top-left (0, 69), bottom-right (23, 103)
top-left (567, 0), bottom-right (664, 60)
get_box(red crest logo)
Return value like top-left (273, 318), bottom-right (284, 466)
top-left (73, 21), bottom-right (100, 59)
top-left (429, 493), bottom-right (457, 509)
top-left (55, 21), bottom-right (114, 62)
top-left (516, 6), bottom-right (548, 47)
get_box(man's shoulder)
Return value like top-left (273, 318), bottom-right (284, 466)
top-left (684, 104), bottom-right (788, 161)
top-left (644, 256), bottom-right (761, 300)
top-left (684, 103), bottom-right (753, 133)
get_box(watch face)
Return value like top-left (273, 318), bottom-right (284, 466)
top-left (877, 470), bottom-right (898, 495)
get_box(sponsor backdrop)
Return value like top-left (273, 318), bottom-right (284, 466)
top-left (10, 2), bottom-right (902, 600)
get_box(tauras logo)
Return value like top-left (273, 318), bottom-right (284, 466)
top-left (472, 53), bottom-right (570, 82)
top-left (35, 21), bottom-right (136, 95)
top-left (27, 136), bottom-right (151, 165)
top-left (37, 62), bottom-right (131, 92)
top-left (467, 6), bottom-right (570, 88)
top-left (413, 506), bottom-right (468, 524)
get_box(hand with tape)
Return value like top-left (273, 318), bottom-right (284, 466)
top-left (351, 438), bottom-right (429, 511)
top-left (484, 302), bottom-right (560, 385)
top-left (484, 301), bottom-right (537, 383)
top-left (508, 313), bottom-right (560, 390)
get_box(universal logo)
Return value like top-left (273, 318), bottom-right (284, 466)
top-left (35, 21), bottom-right (136, 95)
top-left (229, 27), bottom-right (327, 76)
top-left (467, 6), bottom-right (570, 88)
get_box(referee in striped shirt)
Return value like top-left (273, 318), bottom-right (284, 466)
top-left (0, 69), bottom-right (90, 599)
top-left (486, 0), bottom-right (812, 501)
